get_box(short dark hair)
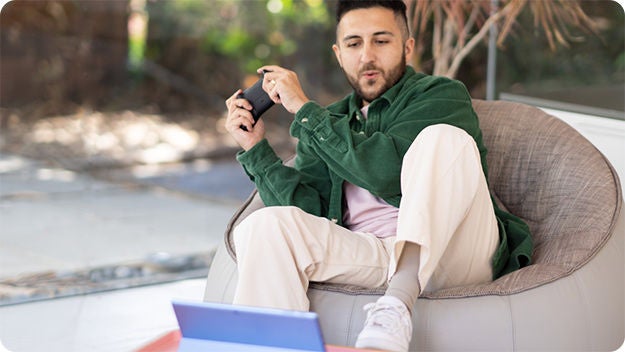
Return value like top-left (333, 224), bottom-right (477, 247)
top-left (336, 0), bottom-right (410, 39)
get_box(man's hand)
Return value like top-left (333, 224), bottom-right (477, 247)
top-left (259, 65), bottom-right (310, 114)
top-left (224, 89), bottom-right (266, 151)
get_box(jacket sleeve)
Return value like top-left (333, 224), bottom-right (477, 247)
top-left (236, 138), bottom-right (332, 217)
top-left (290, 78), bottom-right (480, 205)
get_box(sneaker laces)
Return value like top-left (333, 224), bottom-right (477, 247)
top-left (363, 300), bottom-right (408, 332)
top-left (357, 297), bottom-right (412, 352)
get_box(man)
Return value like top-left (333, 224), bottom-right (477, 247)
top-left (224, 1), bottom-right (532, 351)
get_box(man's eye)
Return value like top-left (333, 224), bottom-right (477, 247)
top-left (376, 40), bottom-right (389, 45)
top-left (347, 42), bottom-right (360, 48)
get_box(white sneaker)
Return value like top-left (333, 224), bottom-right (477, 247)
top-left (355, 296), bottom-right (412, 352)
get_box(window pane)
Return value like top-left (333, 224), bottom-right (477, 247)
top-left (497, 0), bottom-right (624, 120)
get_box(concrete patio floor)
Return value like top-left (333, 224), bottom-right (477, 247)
top-left (0, 152), bottom-right (249, 351)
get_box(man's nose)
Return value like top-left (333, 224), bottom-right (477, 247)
top-left (361, 42), bottom-right (375, 63)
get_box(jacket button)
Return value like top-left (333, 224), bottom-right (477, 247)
top-left (331, 218), bottom-right (338, 223)
top-left (301, 118), bottom-right (309, 123)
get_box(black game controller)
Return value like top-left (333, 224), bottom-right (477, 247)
top-left (237, 71), bottom-right (275, 131)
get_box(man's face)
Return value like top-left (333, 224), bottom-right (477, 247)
top-left (333, 7), bottom-right (414, 105)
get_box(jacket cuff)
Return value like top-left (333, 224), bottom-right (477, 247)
top-left (292, 101), bottom-right (327, 137)
top-left (236, 139), bottom-right (281, 177)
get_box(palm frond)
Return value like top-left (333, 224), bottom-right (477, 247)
top-left (406, 0), bottom-right (600, 78)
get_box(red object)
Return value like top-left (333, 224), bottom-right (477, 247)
top-left (135, 330), bottom-right (181, 352)
top-left (135, 329), bottom-right (378, 352)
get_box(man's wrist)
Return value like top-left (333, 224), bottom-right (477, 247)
top-left (241, 136), bottom-right (264, 152)
top-left (293, 100), bottom-right (308, 115)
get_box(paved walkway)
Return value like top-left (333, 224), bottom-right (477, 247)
top-left (0, 152), bottom-right (250, 351)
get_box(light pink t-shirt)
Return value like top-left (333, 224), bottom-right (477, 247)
top-left (342, 106), bottom-right (398, 238)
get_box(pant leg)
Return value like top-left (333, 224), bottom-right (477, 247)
top-left (390, 124), bottom-right (499, 293)
top-left (232, 206), bottom-right (391, 311)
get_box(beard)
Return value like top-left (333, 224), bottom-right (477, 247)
top-left (344, 53), bottom-right (407, 104)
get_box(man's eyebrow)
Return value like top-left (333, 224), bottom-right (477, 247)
top-left (342, 34), bottom-right (362, 42)
top-left (373, 31), bottom-right (395, 37)
top-left (341, 31), bottom-right (395, 42)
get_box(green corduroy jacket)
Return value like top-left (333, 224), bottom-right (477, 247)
top-left (237, 66), bottom-right (533, 279)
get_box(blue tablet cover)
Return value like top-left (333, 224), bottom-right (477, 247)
top-left (171, 300), bottom-right (326, 351)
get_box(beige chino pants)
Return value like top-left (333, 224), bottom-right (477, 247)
top-left (232, 124), bottom-right (499, 311)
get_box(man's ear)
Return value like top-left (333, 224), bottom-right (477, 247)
top-left (404, 37), bottom-right (415, 62)
top-left (332, 43), bottom-right (343, 68)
